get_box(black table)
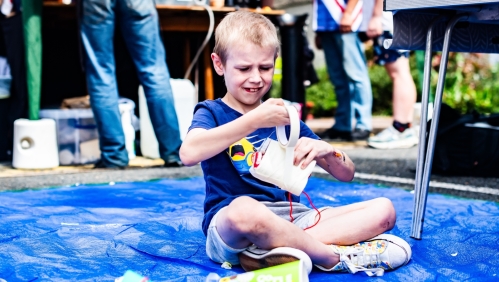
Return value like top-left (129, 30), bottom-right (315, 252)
top-left (384, 0), bottom-right (499, 239)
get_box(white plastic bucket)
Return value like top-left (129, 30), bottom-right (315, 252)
top-left (119, 98), bottom-right (136, 160)
top-left (139, 79), bottom-right (196, 159)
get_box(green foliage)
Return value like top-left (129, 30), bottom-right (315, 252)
top-left (302, 56), bottom-right (396, 117)
top-left (272, 63), bottom-right (393, 117)
top-left (368, 64), bottom-right (393, 116)
top-left (437, 53), bottom-right (499, 114)
top-left (269, 77), bottom-right (282, 99)
top-left (271, 49), bottom-right (499, 117)
top-left (304, 68), bottom-right (337, 116)
top-left (365, 43), bottom-right (392, 116)
top-left (270, 66), bottom-right (337, 117)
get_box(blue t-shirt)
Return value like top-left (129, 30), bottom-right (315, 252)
top-left (188, 99), bottom-right (319, 236)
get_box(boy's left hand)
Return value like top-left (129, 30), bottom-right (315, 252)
top-left (293, 137), bottom-right (332, 169)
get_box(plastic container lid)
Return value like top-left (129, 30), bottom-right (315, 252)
top-left (40, 108), bottom-right (95, 120)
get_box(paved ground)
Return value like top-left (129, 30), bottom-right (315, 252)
top-left (1, 117), bottom-right (498, 202)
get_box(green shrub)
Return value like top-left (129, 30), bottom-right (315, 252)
top-left (368, 63), bottom-right (393, 116)
top-left (302, 58), bottom-right (396, 117)
top-left (437, 52), bottom-right (499, 114)
top-left (304, 67), bottom-right (337, 117)
top-left (270, 65), bottom-right (337, 117)
top-left (271, 50), bottom-right (499, 117)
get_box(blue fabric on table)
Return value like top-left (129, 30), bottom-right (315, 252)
top-left (0, 177), bottom-right (498, 281)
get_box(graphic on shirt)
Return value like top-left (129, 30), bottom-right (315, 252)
top-left (227, 134), bottom-right (268, 174)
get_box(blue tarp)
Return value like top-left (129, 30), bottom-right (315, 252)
top-left (0, 177), bottom-right (498, 281)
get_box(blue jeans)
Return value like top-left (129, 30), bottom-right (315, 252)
top-left (81, 0), bottom-right (181, 166)
top-left (319, 32), bottom-right (372, 132)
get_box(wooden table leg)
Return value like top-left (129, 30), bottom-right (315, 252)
top-left (183, 38), bottom-right (191, 80)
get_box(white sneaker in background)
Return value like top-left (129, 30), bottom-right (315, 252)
top-left (367, 126), bottom-right (419, 149)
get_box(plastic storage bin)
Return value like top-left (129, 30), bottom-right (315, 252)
top-left (155, 0), bottom-right (208, 6)
top-left (0, 76), bottom-right (11, 99)
top-left (39, 109), bottom-right (100, 165)
top-left (0, 56), bottom-right (11, 99)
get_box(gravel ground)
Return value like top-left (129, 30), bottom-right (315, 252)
top-left (2, 115), bottom-right (498, 202)
top-left (1, 146), bottom-right (498, 202)
top-left (0, 166), bottom-right (203, 192)
top-left (343, 146), bottom-right (499, 202)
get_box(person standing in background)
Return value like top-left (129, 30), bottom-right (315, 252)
top-left (314, 0), bottom-right (373, 141)
top-left (361, 0), bottom-right (419, 149)
top-left (80, 0), bottom-right (183, 168)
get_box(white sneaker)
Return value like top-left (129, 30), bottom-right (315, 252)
top-left (315, 234), bottom-right (412, 276)
top-left (238, 245), bottom-right (313, 274)
top-left (368, 126), bottom-right (419, 149)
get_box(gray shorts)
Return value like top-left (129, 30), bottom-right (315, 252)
top-left (205, 201), bottom-right (331, 265)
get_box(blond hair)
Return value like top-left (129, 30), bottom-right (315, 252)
top-left (213, 11), bottom-right (280, 64)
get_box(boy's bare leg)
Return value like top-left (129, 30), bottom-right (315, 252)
top-left (216, 196), bottom-right (395, 269)
top-left (216, 196), bottom-right (339, 268)
top-left (304, 197), bottom-right (396, 245)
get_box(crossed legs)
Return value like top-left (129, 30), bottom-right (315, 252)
top-left (215, 196), bottom-right (396, 269)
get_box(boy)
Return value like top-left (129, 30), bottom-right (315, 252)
top-left (180, 11), bottom-right (411, 276)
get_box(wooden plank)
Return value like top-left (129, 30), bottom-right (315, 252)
top-left (156, 4), bottom-right (286, 15)
top-left (157, 14), bottom-right (224, 32)
top-left (43, 2), bottom-right (285, 16)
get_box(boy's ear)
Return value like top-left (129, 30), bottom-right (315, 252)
top-left (211, 53), bottom-right (225, 76)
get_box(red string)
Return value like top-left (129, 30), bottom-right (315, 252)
top-left (287, 191), bottom-right (322, 230)
top-left (302, 191), bottom-right (321, 230)
top-left (288, 192), bottom-right (294, 222)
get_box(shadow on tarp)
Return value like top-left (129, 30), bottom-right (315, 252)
top-left (0, 177), bottom-right (498, 281)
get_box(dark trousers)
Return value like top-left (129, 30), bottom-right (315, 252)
top-left (0, 13), bottom-right (28, 161)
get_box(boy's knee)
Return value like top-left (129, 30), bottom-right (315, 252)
top-left (225, 196), bottom-right (268, 233)
top-left (373, 197), bottom-right (396, 231)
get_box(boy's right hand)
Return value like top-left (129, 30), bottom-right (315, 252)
top-left (251, 98), bottom-right (290, 129)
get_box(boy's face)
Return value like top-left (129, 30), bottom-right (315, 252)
top-left (212, 41), bottom-right (275, 108)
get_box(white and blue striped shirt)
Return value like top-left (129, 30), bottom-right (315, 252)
top-left (313, 0), bottom-right (363, 32)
